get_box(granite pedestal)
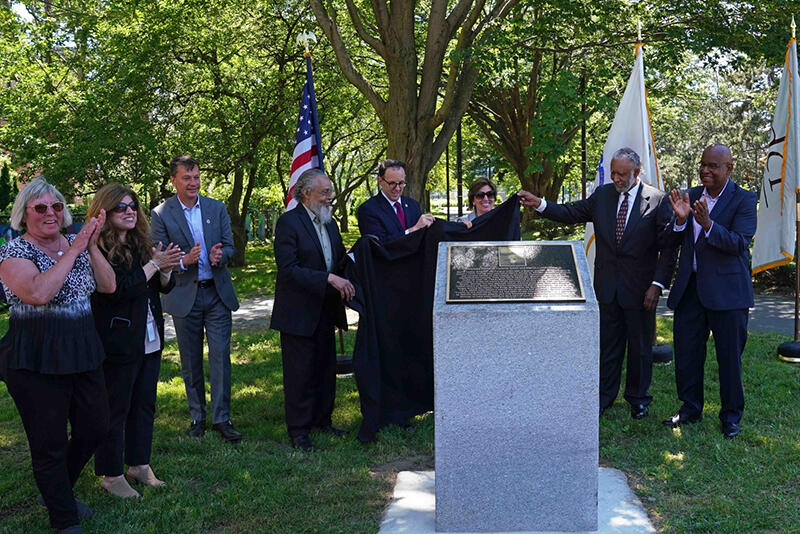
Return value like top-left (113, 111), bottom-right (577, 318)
top-left (433, 241), bottom-right (599, 532)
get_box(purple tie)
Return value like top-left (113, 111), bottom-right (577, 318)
top-left (615, 192), bottom-right (628, 245)
top-left (394, 201), bottom-right (406, 229)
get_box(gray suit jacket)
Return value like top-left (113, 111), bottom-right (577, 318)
top-left (150, 195), bottom-right (240, 317)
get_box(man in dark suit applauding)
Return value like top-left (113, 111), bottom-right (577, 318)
top-left (518, 147), bottom-right (675, 419)
top-left (151, 155), bottom-right (241, 442)
top-left (663, 144), bottom-right (757, 439)
top-left (271, 169), bottom-right (354, 452)
top-left (357, 159), bottom-right (435, 242)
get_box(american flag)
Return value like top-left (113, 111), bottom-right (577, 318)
top-left (286, 54), bottom-right (325, 210)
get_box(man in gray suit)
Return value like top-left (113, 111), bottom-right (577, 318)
top-left (151, 155), bottom-right (242, 442)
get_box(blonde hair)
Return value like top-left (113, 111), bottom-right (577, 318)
top-left (10, 177), bottom-right (73, 231)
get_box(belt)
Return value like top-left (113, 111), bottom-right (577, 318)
top-left (197, 279), bottom-right (215, 288)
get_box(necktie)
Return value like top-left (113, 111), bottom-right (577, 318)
top-left (394, 201), bottom-right (406, 229)
top-left (615, 192), bottom-right (628, 245)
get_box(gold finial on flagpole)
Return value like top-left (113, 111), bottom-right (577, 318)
top-left (792, 16), bottom-right (796, 39)
top-left (637, 20), bottom-right (642, 42)
top-left (296, 31), bottom-right (317, 56)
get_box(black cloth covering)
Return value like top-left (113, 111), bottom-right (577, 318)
top-left (347, 197), bottom-right (521, 442)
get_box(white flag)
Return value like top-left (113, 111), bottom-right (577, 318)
top-left (752, 37), bottom-right (800, 274)
top-left (584, 44), bottom-right (662, 274)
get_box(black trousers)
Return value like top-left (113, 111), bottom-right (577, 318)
top-left (673, 274), bottom-right (748, 424)
top-left (599, 297), bottom-right (654, 411)
top-left (6, 366), bottom-right (109, 530)
top-left (95, 351), bottom-right (161, 476)
top-left (280, 308), bottom-right (336, 438)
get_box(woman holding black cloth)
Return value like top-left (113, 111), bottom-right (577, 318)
top-left (87, 184), bottom-right (181, 499)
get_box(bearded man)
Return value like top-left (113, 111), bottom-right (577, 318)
top-left (270, 169), bottom-right (355, 451)
top-left (518, 147), bottom-right (675, 420)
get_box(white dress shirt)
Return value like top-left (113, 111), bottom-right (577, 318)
top-left (178, 196), bottom-right (212, 281)
top-left (673, 179), bottom-right (729, 272)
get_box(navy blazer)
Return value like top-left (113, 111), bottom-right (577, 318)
top-left (270, 205), bottom-right (348, 337)
top-left (666, 181), bottom-right (757, 311)
top-left (356, 193), bottom-right (422, 242)
top-left (542, 182), bottom-right (675, 309)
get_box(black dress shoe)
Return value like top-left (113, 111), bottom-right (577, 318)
top-left (722, 422), bottom-right (740, 439)
top-left (187, 420), bottom-right (205, 437)
top-left (662, 412), bottom-right (701, 428)
top-left (38, 496), bottom-right (92, 520)
top-left (630, 404), bottom-right (648, 420)
top-left (291, 434), bottom-right (314, 451)
top-left (212, 421), bottom-right (242, 442)
top-left (318, 424), bottom-right (348, 437)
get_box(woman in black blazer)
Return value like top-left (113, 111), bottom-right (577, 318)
top-left (88, 184), bottom-right (182, 498)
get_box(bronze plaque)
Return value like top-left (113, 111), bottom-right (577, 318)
top-left (446, 243), bottom-right (585, 303)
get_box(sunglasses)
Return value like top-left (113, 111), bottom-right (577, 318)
top-left (474, 191), bottom-right (496, 200)
top-left (29, 202), bottom-right (65, 214)
top-left (111, 201), bottom-right (138, 214)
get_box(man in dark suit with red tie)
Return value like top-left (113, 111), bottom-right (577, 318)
top-left (271, 169), bottom-right (355, 451)
top-left (663, 144), bottom-right (757, 439)
top-left (356, 159), bottom-right (435, 242)
top-left (518, 147), bottom-right (675, 420)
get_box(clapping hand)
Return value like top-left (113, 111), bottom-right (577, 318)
top-left (209, 243), bottom-right (223, 266)
top-left (668, 190), bottom-right (691, 225)
top-left (691, 198), bottom-right (712, 232)
top-left (151, 242), bottom-right (182, 271)
top-left (71, 217), bottom-right (99, 254)
top-left (182, 242), bottom-right (202, 266)
top-left (88, 209), bottom-right (106, 251)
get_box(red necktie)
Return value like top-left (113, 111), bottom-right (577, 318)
top-left (615, 192), bottom-right (628, 245)
top-left (394, 201), bottom-right (406, 229)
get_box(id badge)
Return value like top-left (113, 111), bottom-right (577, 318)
top-left (146, 320), bottom-right (157, 342)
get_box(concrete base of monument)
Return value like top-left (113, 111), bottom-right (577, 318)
top-left (378, 469), bottom-right (655, 534)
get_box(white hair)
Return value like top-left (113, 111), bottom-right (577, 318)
top-left (10, 177), bottom-right (73, 231)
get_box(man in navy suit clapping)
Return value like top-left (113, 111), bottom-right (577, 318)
top-left (357, 160), bottom-right (435, 242)
top-left (662, 144), bottom-right (757, 440)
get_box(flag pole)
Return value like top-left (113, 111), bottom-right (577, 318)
top-left (777, 17), bottom-right (800, 363)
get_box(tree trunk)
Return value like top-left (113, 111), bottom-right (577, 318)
top-left (227, 167), bottom-right (246, 267)
top-left (338, 199), bottom-right (349, 233)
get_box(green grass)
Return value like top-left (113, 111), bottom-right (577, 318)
top-left (600, 319), bottom-right (800, 532)
top-left (1, 320), bottom-right (800, 532)
top-left (0, 328), bottom-right (434, 534)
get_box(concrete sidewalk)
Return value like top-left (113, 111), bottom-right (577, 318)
top-left (164, 293), bottom-right (798, 342)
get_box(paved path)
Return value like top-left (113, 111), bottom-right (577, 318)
top-left (163, 296), bottom-right (359, 341)
top-left (658, 292), bottom-right (796, 337)
top-left (164, 293), bottom-right (798, 342)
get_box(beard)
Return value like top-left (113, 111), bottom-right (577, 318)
top-left (310, 201), bottom-right (333, 224)
top-left (614, 175), bottom-right (635, 194)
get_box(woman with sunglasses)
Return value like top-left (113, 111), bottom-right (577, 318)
top-left (86, 184), bottom-right (181, 499)
top-left (458, 178), bottom-right (498, 226)
top-left (0, 177), bottom-right (116, 533)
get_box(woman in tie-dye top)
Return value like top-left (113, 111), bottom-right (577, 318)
top-left (0, 177), bottom-right (116, 533)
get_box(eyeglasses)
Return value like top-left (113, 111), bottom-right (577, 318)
top-left (111, 201), bottom-right (138, 214)
top-left (698, 162), bottom-right (729, 170)
top-left (475, 191), bottom-right (496, 200)
top-left (29, 202), bottom-right (65, 214)
top-left (382, 179), bottom-right (406, 189)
